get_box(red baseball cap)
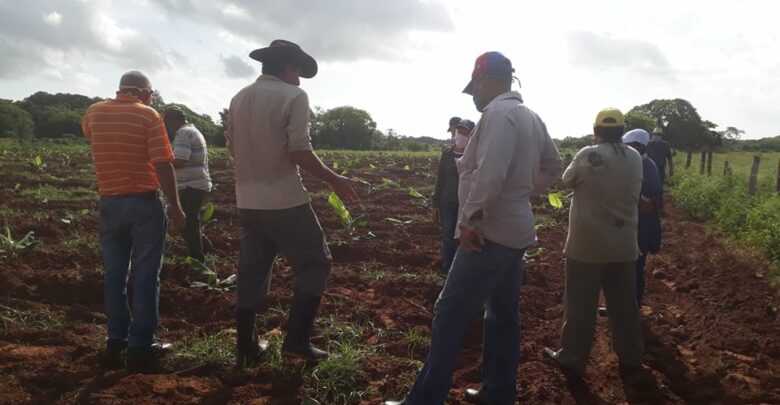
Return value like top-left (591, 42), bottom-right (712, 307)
top-left (463, 51), bottom-right (515, 95)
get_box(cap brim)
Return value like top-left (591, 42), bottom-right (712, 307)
top-left (249, 47), bottom-right (318, 79)
top-left (462, 78), bottom-right (475, 95)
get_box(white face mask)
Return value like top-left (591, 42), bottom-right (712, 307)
top-left (454, 134), bottom-right (469, 149)
top-left (651, 135), bottom-right (662, 142)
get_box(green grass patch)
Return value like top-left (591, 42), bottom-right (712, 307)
top-left (0, 305), bottom-right (64, 330)
top-left (20, 185), bottom-right (96, 203)
top-left (670, 172), bottom-right (780, 283)
top-left (175, 329), bottom-right (236, 365)
top-left (303, 342), bottom-right (370, 404)
top-left (358, 263), bottom-right (386, 282)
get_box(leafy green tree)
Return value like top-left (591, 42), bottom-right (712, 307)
top-left (556, 135), bottom-right (594, 150)
top-left (0, 99), bottom-right (35, 139)
top-left (624, 110), bottom-right (656, 132)
top-left (315, 106), bottom-right (378, 150)
top-left (37, 106), bottom-right (83, 138)
top-left (720, 126), bottom-right (744, 140)
top-left (18, 91), bottom-right (101, 138)
top-left (626, 99), bottom-right (706, 148)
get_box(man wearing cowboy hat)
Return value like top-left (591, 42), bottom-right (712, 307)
top-left (225, 40), bottom-right (363, 365)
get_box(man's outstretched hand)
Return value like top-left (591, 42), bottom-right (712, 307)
top-left (332, 175), bottom-right (369, 203)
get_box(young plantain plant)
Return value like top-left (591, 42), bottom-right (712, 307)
top-left (327, 192), bottom-right (373, 242)
top-left (185, 256), bottom-right (237, 292)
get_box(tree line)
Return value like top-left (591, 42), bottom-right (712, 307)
top-left (3, 92), bottom-right (777, 152)
top-left (557, 98), bottom-right (779, 152)
top-left (0, 91), bottom-right (446, 151)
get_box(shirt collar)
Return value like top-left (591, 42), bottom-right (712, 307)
top-left (114, 93), bottom-right (143, 103)
top-left (257, 74), bottom-right (283, 83)
top-left (483, 90), bottom-right (524, 112)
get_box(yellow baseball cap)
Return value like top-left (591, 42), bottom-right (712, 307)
top-left (594, 108), bottom-right (625, 128)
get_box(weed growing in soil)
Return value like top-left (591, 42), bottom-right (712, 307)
top-left (401, 328), bottom-right (429, 358)
top-left (0, 305), bottom-right (63, 330)
top-left (20, 185), bottom-right (94, 203)
top-left (304, 342), bottom-right (370, 404)
top-left (398, 270), bottom-right (442, 284)
top-left (0, 225), bottom-right (39, 257)
top-left (359, 263), bottom-right (386, 282)
top-left (176, 329), bottom-right (235, 365)
top-left (705, 355), bottom-right (729, 377)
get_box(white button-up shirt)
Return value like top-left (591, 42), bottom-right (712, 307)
top-left (226, 75), bottom-right (314, 210)
top-left (456, 91), bottom-right (563, 250)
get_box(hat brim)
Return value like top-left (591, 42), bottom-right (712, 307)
top-left (462, 78), bottom-right (475, 95)
top-left (249, 47), bottom-right (318, 79)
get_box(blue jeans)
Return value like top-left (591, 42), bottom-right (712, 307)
top-left (438, 202), bottom-right (459, 274)
top-left (98, 193), bottom-right (167, 348)
top-left (405, 241), bottom-right (526, 405)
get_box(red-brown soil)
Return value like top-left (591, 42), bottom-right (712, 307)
top-left (0, 150), bottom-right (778, 404)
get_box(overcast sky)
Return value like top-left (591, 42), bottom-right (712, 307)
top-left (1, 0), bottom-right (778, 140)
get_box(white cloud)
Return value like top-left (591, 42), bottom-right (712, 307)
top-left (221, 55), bottom-right (255, 78)
top-left (43, 11), bottom-right (62, 27)
top-left (567, 31), bottom-right (675, 80)
top-left (150, 0), bottom-right (453, 62)
top-left (0, 0), bottom-right (170, 79)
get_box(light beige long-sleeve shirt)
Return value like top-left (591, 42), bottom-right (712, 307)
top-left (225, 75), bottom-right (314, 210)
top-left (562, 143), bottom-right (642, 263)
top-left (455, 91), bottom-right (564, 250)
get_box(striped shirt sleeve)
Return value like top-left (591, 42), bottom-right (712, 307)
top-left (173, 130), bottom-right (193, 160)
top-left (146, 113), bottom-right (174, 164)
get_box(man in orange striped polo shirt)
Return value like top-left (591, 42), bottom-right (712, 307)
top-left (82, 70), bottom-right (186, 371)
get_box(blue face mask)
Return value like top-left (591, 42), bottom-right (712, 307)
top-left (472, 94), bottom-right (487, 112)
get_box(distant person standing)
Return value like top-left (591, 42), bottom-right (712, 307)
top-left (543, 108), bottom-right (644, 378)
top-left (646, 127), bottom-right (673, 210)
top-left (82, 71), bottom-right (186, 370)
top-left (226, 40), bottom-right (364, 366)
top-left (447, 116), bottom-right (461, 141)
top-left (622, 129), bottom-right (662, 305)
top-left (432, 119), bottom-right (475, 274)
top-left (164, 106), bottom-right (212, 262)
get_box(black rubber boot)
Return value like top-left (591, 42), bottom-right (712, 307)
top-left (282, 293), bottom-right (328, 361)
top-left (236, 308), bottom-right (269, 368)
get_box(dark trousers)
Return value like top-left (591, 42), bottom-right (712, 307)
top-left (557, 258), bottom-right (644, 375)
top-left (636, 253), bottom-right (648, 305)
top-left (98, 192), bottom-right (166, 348)
top-left (657, 164), bottom-right (666, 209)
top-left (180, 187), bottom-right (209, 262)
top-left (438, 201), bottom-right (459, 274)
top-left (405, 241), bottom-right (526, 405)
top-left (236, 203), bottom-right (332, 310)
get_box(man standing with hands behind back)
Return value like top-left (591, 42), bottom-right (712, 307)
top-left (385, 51), bottom-right (563, 405)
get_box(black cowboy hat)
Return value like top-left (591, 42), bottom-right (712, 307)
top-left (249, 39), bottom-right (318, 78)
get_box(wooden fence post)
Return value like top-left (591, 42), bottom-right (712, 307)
top-left (776, 158), bottom-right (780, 194)
top-left (686, 150), bottom-right (693, 169)
top-left (748, 155), bottom-right (761, 196)
top-left (723, 160), bottom-right (731, 176)
top-left (699, 151), bottom-right (706, 175)
top-left (706, 150), bottom-right (713, 176)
